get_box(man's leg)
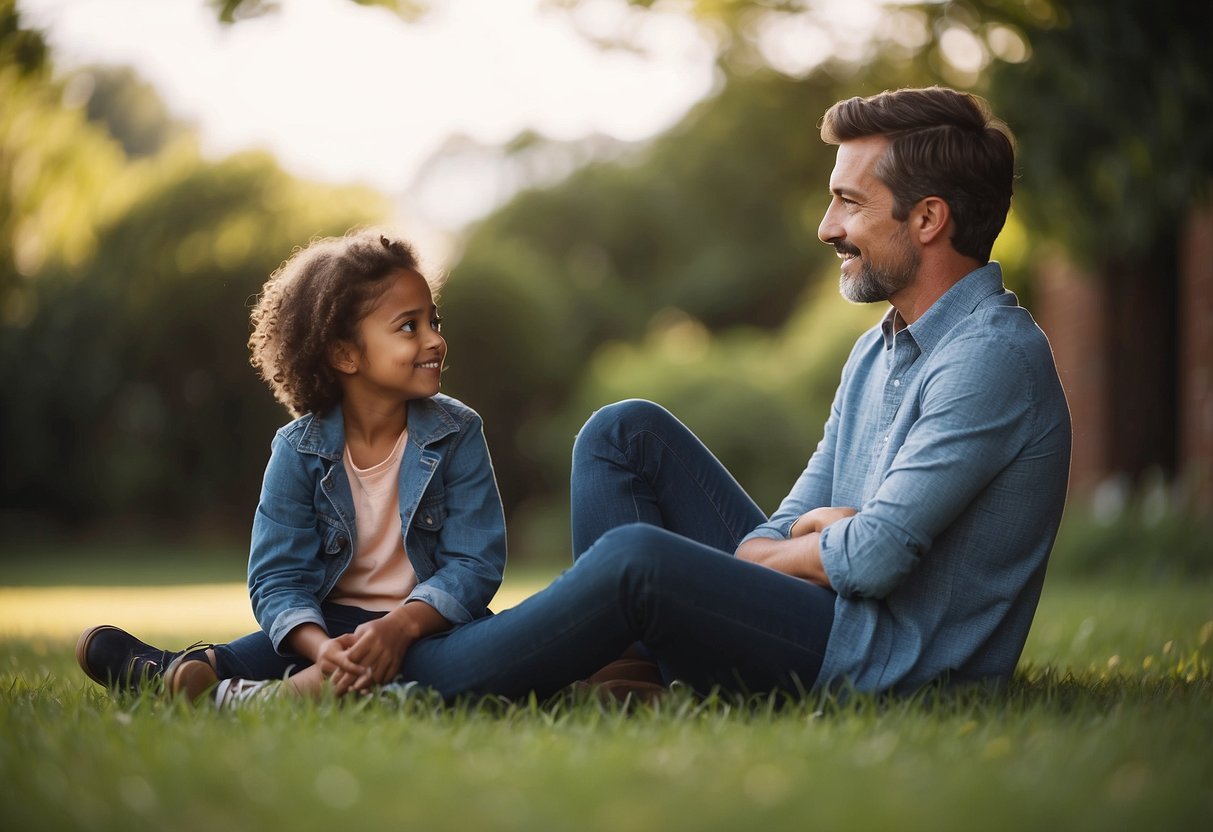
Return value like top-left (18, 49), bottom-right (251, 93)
top-left (571, 399), bottom-right (766, 556)
top-left (399, 524), bottom-right (835, 700)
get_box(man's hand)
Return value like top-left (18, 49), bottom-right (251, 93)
top-left (735, 506), bottom-right (857, 587)
top-left (790, 506), bottom-right (857, 537)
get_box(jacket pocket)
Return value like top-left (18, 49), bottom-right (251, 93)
top-left (319, 516), bottom-right (351, 558)
top-left (413, 495), bottom-right (447, 534)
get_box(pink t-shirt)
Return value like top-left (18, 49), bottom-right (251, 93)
top-left (328, 429), bottom-right (418, 611)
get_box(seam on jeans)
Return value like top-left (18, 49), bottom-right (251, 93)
top-left (622, 428), bottom-right (749, 549)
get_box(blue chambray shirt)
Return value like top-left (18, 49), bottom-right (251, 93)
top-left (741, 263), bottom-right (1071, 693)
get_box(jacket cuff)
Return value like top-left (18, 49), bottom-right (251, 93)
top-left (406, 583), bottom-right (471, 625)
top-left (268, 607), bottom-right (326, 654)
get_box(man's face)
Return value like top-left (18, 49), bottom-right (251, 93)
top-left (818, 136), bottom-right (920, 304)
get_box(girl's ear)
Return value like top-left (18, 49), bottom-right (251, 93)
top-left (328, 341), bottom-right (360, 375)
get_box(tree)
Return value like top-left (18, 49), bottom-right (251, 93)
top-left (0, 6), bottom-right (387, 536)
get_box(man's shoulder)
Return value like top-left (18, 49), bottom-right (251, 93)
top-left (941, 304), bottom-right (1055, 365)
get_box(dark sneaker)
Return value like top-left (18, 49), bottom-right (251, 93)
top-left (75, 625), bottom-right (201, 694)
top-left (164, 651), bottom-right (220, 703)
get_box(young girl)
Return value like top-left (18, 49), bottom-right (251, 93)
top-left (76, 229), bottom-right (507, 705)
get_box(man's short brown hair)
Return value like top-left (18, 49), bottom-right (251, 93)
top-left (821, 87), bottom-right (1016, 264)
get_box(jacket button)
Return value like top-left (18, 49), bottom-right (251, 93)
top-left (337, 536), bottom-right (348, 547)
top-left (424, 515), bottom-right (433, 525)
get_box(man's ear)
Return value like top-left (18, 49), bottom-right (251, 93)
top-left (328, 341), bottom-right (359, 375)
top-left (913, 196), bottom-right (951, 246)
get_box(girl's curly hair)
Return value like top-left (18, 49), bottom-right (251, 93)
top-left (248, 229), bottom-right (438, 417)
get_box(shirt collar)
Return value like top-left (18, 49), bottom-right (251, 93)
top-left (880, 262), bottom-right (1010, 355)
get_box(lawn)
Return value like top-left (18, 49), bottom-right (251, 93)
top-left (2, 560), bottom-right (1210, 832)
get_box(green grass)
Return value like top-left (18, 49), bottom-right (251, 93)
top-left (3, 577), bottom-right (1211, 832)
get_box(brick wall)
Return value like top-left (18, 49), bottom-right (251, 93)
top-left (1179, 202), bottom-right (1213, 510)
top-left (1032, 201), bottom-right (1213, 512)
top-left (1034, 253), bottom-right (1108, 500)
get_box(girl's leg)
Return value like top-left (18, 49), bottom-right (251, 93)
top-left (570, 399), bottom-right (767, 558)
top-left (399, 524), bottom-right (836, 700)
top-left (211, 603), bottom-right (384, 681)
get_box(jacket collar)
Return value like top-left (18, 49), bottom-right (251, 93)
top-left (294, 396), bottom-right (460, 461)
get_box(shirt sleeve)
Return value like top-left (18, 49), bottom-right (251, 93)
top-left (820, 330), bottom-right (1039, 600)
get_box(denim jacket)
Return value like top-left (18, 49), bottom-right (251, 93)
top-left (248, 393), bottom-right (507, 652)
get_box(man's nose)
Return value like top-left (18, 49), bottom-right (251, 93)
top-left (818, 202), bottom-right (841, 245)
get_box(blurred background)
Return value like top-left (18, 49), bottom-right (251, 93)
top-left (2, 0), bottom-right (1210, 579)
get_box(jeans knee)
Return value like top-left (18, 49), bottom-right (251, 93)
top-left (574, 399), bottom-right (672, 454)
top-left (580, 522), bottom-right (666, 580)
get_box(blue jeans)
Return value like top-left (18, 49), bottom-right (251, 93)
top-left (218, 400), bottom-right (836, 699)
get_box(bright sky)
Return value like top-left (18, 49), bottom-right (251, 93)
top-left (17, 0), bottom-right (717, 239)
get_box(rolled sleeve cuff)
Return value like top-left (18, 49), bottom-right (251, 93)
top-left (738, 522), bottom-right (791, 548)
top-left (818, 521), bottom-right (855, 598)
top-left (268, 606), bottom-right (326, 654)
top-left (406, 583), bottom-right (472, 625)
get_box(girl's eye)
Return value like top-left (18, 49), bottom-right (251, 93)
top-left (399, 320), bottom-right (417, 333)
top-left (431, 316), bottom-right (443, 332)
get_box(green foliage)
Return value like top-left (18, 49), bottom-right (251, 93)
top-left (0, 0), bottom-right (46, 76)
top-left (0, 11), bottom-right (386, 535)
top-left (209, 0), bottom-right (429, 24)
top-left (979, 0), bottom-right (1213, 264)
top-left (2, 577), bottom-right (1211, 831)
top-left (1049, 499), bottom-right (1213, 582)
top-left (73, 65), bottom-right (184, 158)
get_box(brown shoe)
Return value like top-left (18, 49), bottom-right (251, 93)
top-left (163, 651), bottom-right (219, 703)
top-left (587, 658), bottom-right (665, 687)
top-left (591, 677), bottom-right (667, 705)
top-left (584, 657), bottom-right (667, 704)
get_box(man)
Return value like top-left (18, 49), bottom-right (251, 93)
top-left (455, 85), bottom-right (1071, 698)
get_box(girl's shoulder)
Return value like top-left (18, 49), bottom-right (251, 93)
top-left (407, 394), bottom-right (485, 448)
top-left (425, 392), bottom-right (482, 424)
top-left (271, 408), bottom-right (345, 461)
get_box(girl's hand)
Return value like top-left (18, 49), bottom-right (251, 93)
top-left (336, 602), bottom-right (450, 696)
top-left (339, 616), bottom-right (411, 695)
top-left (314, 633), bottom-right (366, 682)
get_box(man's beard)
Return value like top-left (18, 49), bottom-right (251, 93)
top-left (837, 229), bottom-right (920, 304)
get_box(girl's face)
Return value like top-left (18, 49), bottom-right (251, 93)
top-left (342, 269), bottom-right (446, 404)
